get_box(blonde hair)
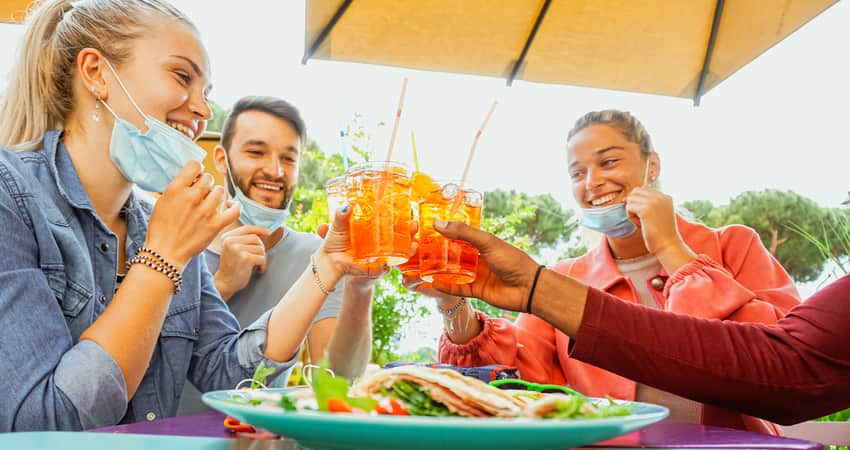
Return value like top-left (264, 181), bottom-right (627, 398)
top-left (0, 0), bottom-right (195, 150)
top-left (567, 110), bottom-right (654, 157)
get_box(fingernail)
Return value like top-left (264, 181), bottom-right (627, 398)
top-left (434, 219), bottom-right (447, 229)
top-left (341, 204), bottom-right (349, 214)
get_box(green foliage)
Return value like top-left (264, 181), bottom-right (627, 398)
top-left (286, 120), bottom-right (433, 365)
top-left (680, 200), bottom-right (715, 223)
top-left (475, 190), bottom-right (580, 319)
top-left (816, 408), bottom-right (850, 422)
top-left (483, 189), bottom-right (577, 256)
top-left (788, 208), bottom-right (850, 279)
top-left (371, 268), bottom-right (432, 365)
top-left (206, 99), bottom-right (229, 133)
top-left (250, 361), bottom-right (275, 389)
top-left (285, 117), bottom-right (584, 363)
top-left (683, 190), bottom-right (829, 282)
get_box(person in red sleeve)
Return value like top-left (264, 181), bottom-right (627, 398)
top-left (429, 218), bottom-right (850, 426)
top-left (408, 110), bottom-right (800, 434)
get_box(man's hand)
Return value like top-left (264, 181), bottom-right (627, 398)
top-left (214, 225), bottom-right (271, 300)
top-left (430, 220), bottom-right (539, 312)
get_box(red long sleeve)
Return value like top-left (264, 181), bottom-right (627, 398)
top-left (571, 275), bottom-right (850, 425)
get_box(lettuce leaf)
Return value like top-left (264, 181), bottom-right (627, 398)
top-left (311, 359), bottom-right (376, 412)
top-left (382, 380), bottom-right (456, 417)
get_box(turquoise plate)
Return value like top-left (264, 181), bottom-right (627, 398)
top-left (202, 388), bottom-right (669, 450)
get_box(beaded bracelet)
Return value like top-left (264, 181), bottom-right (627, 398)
top-left (129, 253), bottom-right (183, 293)
top-left (137, 246), bottom-right (181, 275)
top-left (438, 297), bottom-right (467, 318)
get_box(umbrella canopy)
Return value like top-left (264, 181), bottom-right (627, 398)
top-left (0, 0), bottom-right (30, 24)
top-left (304, 0), bottom-right (838, 105)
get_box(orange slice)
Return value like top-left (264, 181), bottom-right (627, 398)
top-left (411, 171), bottom-right (439, 201)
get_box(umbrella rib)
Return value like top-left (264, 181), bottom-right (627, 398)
top-left (507, 0), bottom-right (552, 86)
top-left (302, 0), bottom-right (354, 65)
top-left (694, 0), bottom-right (726, 106)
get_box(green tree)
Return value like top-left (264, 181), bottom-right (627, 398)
top-left (468, 190), bottom-right (580, 319)
top-left (681, 199), bottom-right (715, 223)
top-left (684, 190), bottom-right (829, 282)
top-left (206, 99), bottom-right (229, 133)
top-left (371, 268), bottom-right (431, 365)
top-left (483, 190), bottom-right (578, 256)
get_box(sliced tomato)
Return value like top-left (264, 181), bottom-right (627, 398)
top-left (375, 400), bottom-right (392, 415)
top-left (327, 397), bottom-right (353, 413)
top-left (388, 397), bottom-right (409, 416)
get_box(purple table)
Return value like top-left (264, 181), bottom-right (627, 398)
top-left (93, 411), bottom-right (823, 450)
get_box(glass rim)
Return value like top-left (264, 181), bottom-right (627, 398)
top-left (346, 160), bottom-right (410, 174)
top-left (325, 175), bottom-right (345, 186)
top-left (425, 180), bottom-right (482, 195)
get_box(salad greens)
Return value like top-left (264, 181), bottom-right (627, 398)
top-left (311, 359), bottom-right (377, 412)
top-left (251, 361), bottom-right (276, 389)
top-left (542, 396), bottom-right (633, 419)
top-left (380, 380), bottom-right (456, 417)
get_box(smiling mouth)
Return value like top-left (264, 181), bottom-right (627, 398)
top-left (253, 182), bottom-right (283, 193)
top-left (588, 192), bottom-right (620, 207)
top-left (166, 120), bottom-right (195, 140)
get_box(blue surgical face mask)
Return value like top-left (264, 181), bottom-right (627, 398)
top-left (577, 159), bottom-right (652, 238)
top-left (578, 203), bottom-right (637, 238)
top-left (99, 59), bottom-right (206, 193)
top-left (223, 152), bottom-right (291, 231)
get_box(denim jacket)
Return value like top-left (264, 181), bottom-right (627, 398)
top-left (0, 131), bottom-right (296, 431)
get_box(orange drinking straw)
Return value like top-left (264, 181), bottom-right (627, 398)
top-left (458, 100), bottom-right (498, 190)
top-left (384, 77), bottom-right (408, 163)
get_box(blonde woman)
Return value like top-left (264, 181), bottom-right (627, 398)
top-left (0, 0), bottom-right (377, 430)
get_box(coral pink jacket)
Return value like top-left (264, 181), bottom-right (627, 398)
top-left (440, 216), bottom-right (800, 434)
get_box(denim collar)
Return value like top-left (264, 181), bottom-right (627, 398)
top-left (43, 130), bottom-right (148, 249)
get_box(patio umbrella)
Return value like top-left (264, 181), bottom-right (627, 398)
top-left (0, 0), bottom-right (30, 24)
top-left (303, 0), bottom-right (838, 105)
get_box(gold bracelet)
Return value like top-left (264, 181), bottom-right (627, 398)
top-left (310, 255), bottom-right (335, 295)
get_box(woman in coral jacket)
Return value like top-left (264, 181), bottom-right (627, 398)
top-left (406, 110), bottom-right (801, 434)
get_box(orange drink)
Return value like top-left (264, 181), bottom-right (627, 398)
top-left (325, 175), bottom-right (346, 222)
top-left (419, 182), bottom-right (483, 284)
top-left (346, 161), bottom-right (412, 266)
top-left (398, 171), bottom-right (440, 279)
top-left (397, 216), bottom-right (421, 278)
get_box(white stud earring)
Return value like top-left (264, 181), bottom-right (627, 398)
top-left (91, 88), bottom-right (101, 123)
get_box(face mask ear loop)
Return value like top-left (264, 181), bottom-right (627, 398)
top-left (643, 158), bottom-right (651, 187)
top-left (97, 95), bottom-right (120, 121)
top-left (221, 150), bottom-right (240, 198)
top-left (102, 57), bottom-right (148, 125)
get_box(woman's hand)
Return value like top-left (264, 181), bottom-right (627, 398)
top-left (145, 161), bottom-right (240, 269)
top-left (626, 187), bottom-right (696, 272)
top-left (315, 205), bottom-right (416, 281)
top-left (625, 187), bottom-right (683, 255)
